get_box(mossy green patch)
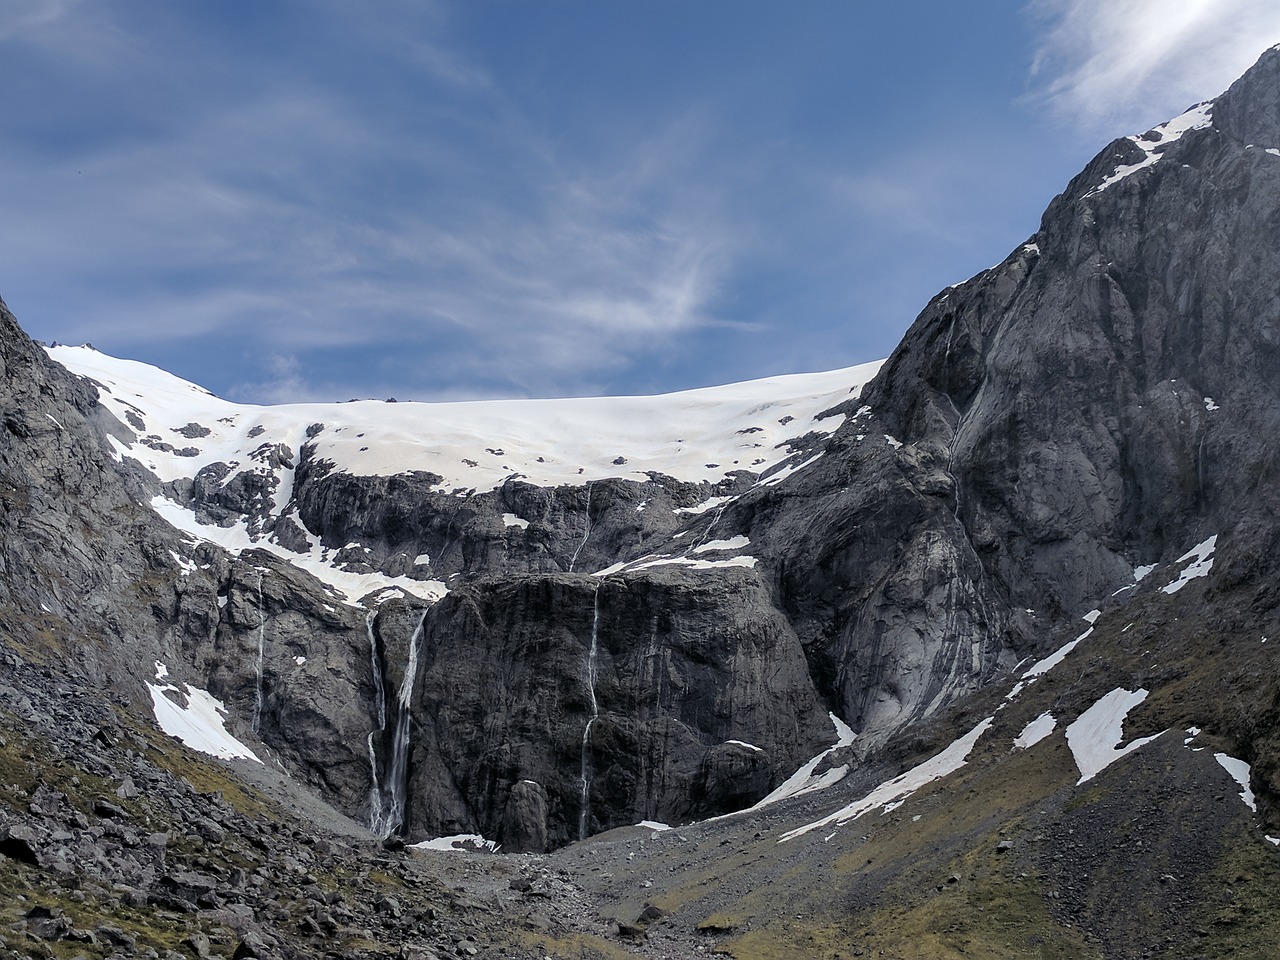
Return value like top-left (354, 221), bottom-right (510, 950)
top-left (1178, 826), bottom-right (1280, 958)
top-left (0, 856), bottom-right (220, 958)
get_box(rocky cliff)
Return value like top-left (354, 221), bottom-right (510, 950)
top-left (11, 45), bottom-right (1280, 868)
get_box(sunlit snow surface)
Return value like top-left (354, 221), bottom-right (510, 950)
top-left (1090, 102), bottom-right (1214, 195)
top-left (147, 661), bottom-right (261, 763)
top-left (1162, 535), bottom-right (1217, 595)
top-left (1065, 688), bottom-right (1160, 784)
top-left (1215, 753), bottom-right (1257, 812)
top-left (49, 345), bottom-right (882, 492)
top-left (49, 344), bottom-right (881, 603)
top-left (780, 717), bottom-right (993, 842)
top-left (1013, 712), bottom-right (1057, 750)
top-left (749, 712), bottom-right (858, 812)
top-left (408, 833), bottom-right (499, 853)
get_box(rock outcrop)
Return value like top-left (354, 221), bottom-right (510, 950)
top-left (14, 46), bottom-right (1280, 855)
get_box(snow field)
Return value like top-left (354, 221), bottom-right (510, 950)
top-left (147, 661), bottom-right (261, 763)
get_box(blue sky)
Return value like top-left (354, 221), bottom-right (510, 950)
top-left (3, 1), bottom-right (1279, 403)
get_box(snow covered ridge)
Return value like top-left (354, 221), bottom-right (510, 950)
top-left (48, 344), bottom-right (883, 493)
top-left (1090, 101), bottom-right (1214, 196)
top-left (47, 343), bottom-right (882, 604)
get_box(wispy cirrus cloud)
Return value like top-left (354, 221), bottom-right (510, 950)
top-left (1027, 0), bottom-right (1280, 132)
top-left (0, 4), bottom-right (741, 401)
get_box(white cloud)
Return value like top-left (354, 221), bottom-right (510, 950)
top-left (0, 6), bottom-right (741, 401)
top-left (0, 0), bottom-right (76, 41)
top-left (1027, 0), bottom-right (1280, 132)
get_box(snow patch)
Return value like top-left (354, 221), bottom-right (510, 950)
top-left (755, 452), bottom-right (824, 488)
top-left (629, 554), bottom-right (757, 573)
top-left (1214, 753), bottom-right (1256, 812)
top-left (150, 495), bottom-right (447, 607)
top-left (147, 663), bottom-right (261, 764)
top-left (748, 713), bottom-right (857, 811)
top-left (781, 718), bottom-right (994, 841)
top-left (1020, 626), bottom-right (1093, 682)
top-left (693, 535), bottom-right (750, 554)
top-left (724, 739), bottom-right (764, 753)
top-left (501, 513), bottom-right (529, 529)
top-left (674, 495), bottom-right (734, 516)
top-left (1091, 102), bottom-right (1213, 195)
top-left (1133, 563), bottom-right (1157, 583)
top-left (1013, 712), bottom-right (1057, 750)
top-left (1162, 535), bottom-right (1217, 595)
top-left (1065, 688), bottom-right (1160, 784)
top-left (409, 834), bottom-right (499, 853)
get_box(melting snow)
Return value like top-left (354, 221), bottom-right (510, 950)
top-left (147, 661), bottom-right (261, 763)
top-left (780, 717), bottom-right (994, 841)
top-left (149, 495), bottom-right (446, 606)
top-left (674, 495), bottom-right (734, 516)
top-left (1020, 626), bottom-right (1093, 683)
top-left (629, 554), bottom-right (757, 573)
top-left (755, 452), bottom-right (824, 488)
top-left (1162, 535), bottom-right (1217, 595)
top-left (1214, 753), bottom-right (1257, 812)
top-left (1013, 712), bottom-right (1057, 750)
top-left (408, 834), bottom-right (499, 853)
top-left (1065, 688), bottom-right (1160, 784)
top-left (693, 535), bottom-right (750, 554)
top-left (1091, 102), bottom-right (1213, 195)
top-left (636, 820), bottom-right (672, 832)
top-left (168, 550), bottom-right (196, 576)
top-left (748, 713), bottom-right (857, 811)
top-left (48, 343), bottom-right (882, 605)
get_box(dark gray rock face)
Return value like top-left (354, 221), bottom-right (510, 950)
top-left (385, 45), bottom-right (1280, 834)
top-left (403, 568), bottom-right (827, 847)
top-left (9, 48), bottom-right (1280, 854)
top-left (289, 455), bottom-right (747, 583)
top-left (866, 45), bottom-right (1280, 616)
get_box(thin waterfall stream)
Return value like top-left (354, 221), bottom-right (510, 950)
top-left (365, 612), bottom-right (391, 836)
top-left (378, 610), bottom-right (428, 838)
top-left (578, 585), bottom-right (602, 840)
top-left (567, 481), bottom-right (594, 572)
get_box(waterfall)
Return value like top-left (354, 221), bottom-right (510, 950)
top-left (567, 481), bottom-right (594, 572)
top-left (578, 585), bottom-right (602, 840)
top-left (379, 610), bottom-right (428, 838)
top-left (687, 501), bottom-right (729, 555)
top-left (251, 569), bottom-right (266, 734)
top-left (365, 612), bottom-right (391, 836)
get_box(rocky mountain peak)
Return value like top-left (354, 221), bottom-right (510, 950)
top-left (1213, 44), bottom-right (1280, 146)
top-left (5, 46), bottom-right (1280, 960)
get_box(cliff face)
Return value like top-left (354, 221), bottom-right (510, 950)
top-left (12, 47), bottom-right (1280, 855)
top-left (867, 44), bottom-right (1280, 618)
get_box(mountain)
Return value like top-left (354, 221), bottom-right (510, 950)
top-left (3, 42), bottom-right (1280, 960)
